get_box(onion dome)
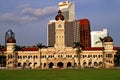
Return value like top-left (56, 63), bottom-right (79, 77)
top-left (104, 35), bottom-right (113, 42)
top-left (7, 37), bottom-right (16, 43)
top-left (55, 10), bottom-right (64, 21)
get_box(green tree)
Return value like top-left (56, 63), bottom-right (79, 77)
top-left (13, 45), bottom-right (23, 67)
top-left (0, 44), bottom-right (5, 67)
top-left (73, 42), bottom-right (83, 68)
top-left (36, 43), bottom-right (45, 68)
top-left (13, 45), bottom-right (23, 51)
top-left (114, 49), bottom-right (120, 67)
top-left (96, 37), bottom-right (105, 68)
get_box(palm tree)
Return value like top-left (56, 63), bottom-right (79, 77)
top-left (96, 37), bottom-right (105, 68)
top-left (13, 45), bottom-right (23, 67)
top-left (13, 45), bottom-right (23, 51)
top-left (0, 44), bottom-right (3, 66)
top-left (0, 44), bottom-right (5, 67)
top-left (73, 42), bottom-right (83, 68)
top-left (114, 49), bottom-right (120, 67)
top-left (36, 43), bottom-right (45, 68)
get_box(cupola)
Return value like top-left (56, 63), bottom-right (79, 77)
top-left (55, 10), bottom-right (64, 21)
top-left (7, 37), bottom-right (16, 43)
top-left (104, 35), bottom-right (113, 42)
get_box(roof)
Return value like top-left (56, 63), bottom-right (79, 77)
top-left (113, 47), bottom-right (120, 50)
top-left (7, 37), bottom-right (16, 43)
top-left (78, 19), bottom-right (90, 25)
top-left (104, 36), bottom-right (113, 42)
top-left (55, 10), bottom-right (64, 21)
top-left (84, 47), bottom-right (103, 51)
top-left (2, 48), bottom-right (6, 51)
top-left (1, 47), bottom-right (120, 52)
top-left (84, 47), bottom-right (120, 51)
top-left (21, 47), bottom-right (39, 51)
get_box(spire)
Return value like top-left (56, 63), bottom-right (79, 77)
top-left (58, 10), bottom-right (62, 14)
top-left (107, 32), bottom-right (109, 37)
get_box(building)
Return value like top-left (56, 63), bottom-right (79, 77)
top-left (5, 29), bottom-right (15, 46)
top-left (78, 19), bottom-right (91, 48)
top-left (48, 1), bottom-right (91, 48)
top-left (48, 10), bottom-right (80, 47)
top-left (1, 30), bottom-right (117, 69)
top-left (0, 11), bottom-right (118, 69)
top-left (48, 1), bottom-right (77, 47)
top-left (58, 1), bottom-right (75, 21)
top-left (91, 29), bottom-right (108, 47)
top-left (0, 1), bottom-right (119, 69)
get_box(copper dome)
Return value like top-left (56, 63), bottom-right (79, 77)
top-left (7, 37), bottom-right (16, 43)
top-left (55, 10), bottom-right (64, 21)
top-left (104, 36), bottom-right (113, 42)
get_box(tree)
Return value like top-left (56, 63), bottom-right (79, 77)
top-left (95, 37), bottom-right (104, 47)
top-left (36, 43), bottom-right (45, 68)
top-left (0, 44), bottom-right (5, 67)
top-left (13, 45), bottom-right (23, 52)
top-left (73, 42), bottom-right (83, 68)
top-left (13, 45), bottom-right (23, 67)
top-left (114, 49), bottom-right (120, 67)
top-left (96, 37), bottom-right (105, 68)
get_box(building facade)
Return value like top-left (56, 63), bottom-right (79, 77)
top-left (0, 1), bottom-right (119, 69)
top-left (0, 33), bottom-right (117, 69)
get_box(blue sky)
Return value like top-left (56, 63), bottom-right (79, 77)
top-left (0, 0), bottom-right (120, 46)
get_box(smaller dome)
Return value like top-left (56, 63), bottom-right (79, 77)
top-left (55, 10), bottom-right (64, 21)
top-left (7, 37), bottom-right (16, 43)
top-left (104, 36), bottom-right (113, 42)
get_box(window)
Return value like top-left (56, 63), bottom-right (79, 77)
top-left (106, 54), bottom-right (112, 58)
top-left (8, 54), bottom-right (12, 59)
top-left (88, 55), bottom-right (92, 58)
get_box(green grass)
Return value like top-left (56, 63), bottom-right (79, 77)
top-left (0, 69), bottom-right (120, 80)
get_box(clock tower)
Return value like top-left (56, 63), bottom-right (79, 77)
top-left (55, 10), bottom-right (65, 49)
top-left (103, 35), bottom-right (114, 68)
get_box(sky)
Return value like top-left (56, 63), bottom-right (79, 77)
top-left (0, 0), bottom-right (120, 46)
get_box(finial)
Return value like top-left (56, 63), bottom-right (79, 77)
top-left (107, 32), bottom-right (109, 37)
top-left (58, 10), bottom-right (62, 14)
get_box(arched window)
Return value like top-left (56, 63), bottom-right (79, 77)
top-left (18, 56), bottom-right (20, 59)
top-left (88, 62), bottom-right (92, 66)
top-left (8, 54), bottom-right (12, 59)
top-left (94, 62), bottom-right (98, 66)
top-left (99, 62), bottom-right (102, 66)
top-left (28, 56), bottom-right (30, 59)
top-left (83, 62), bottom-right (87, 67)
top-left (20, 56), bottom-right (22, 59)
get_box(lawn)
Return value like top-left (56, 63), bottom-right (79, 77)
top-left (0, 69), bottom-right (120, 80)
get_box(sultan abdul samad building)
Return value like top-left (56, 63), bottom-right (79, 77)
top-left (0, 1), bottom-right (120, 69)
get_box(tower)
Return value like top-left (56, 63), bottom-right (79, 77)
top-left (5, 29), bottom-right (15, 46)
top-left (78, 19), bottom-right (91, 48)
top-left (6, 37), bottom-right (16, 68)
top-left (48, 10), bottom-right (80, 47)
top-left (103, 35), bottom-right (114, 68)
top-left (58, 1), bottom-right (75, 21)
top-left (6, 30), bottom-right (16, 68)
top-left (54, 10), bottom-right (65, 49)
top-left (47, 1), bottom-right (80, 48)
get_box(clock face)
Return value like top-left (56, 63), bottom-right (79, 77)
top-left (58, 24), bottom-right (62, 28)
